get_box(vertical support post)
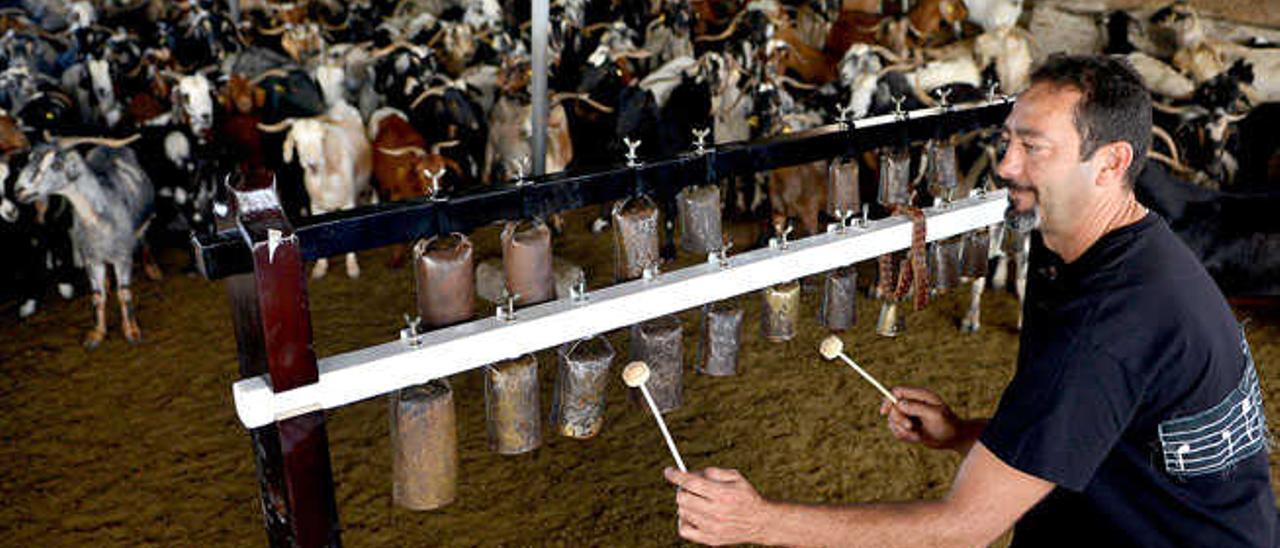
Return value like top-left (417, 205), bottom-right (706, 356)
top-left (230, 174), bottom-right (341, 548)
top-left (531, 0), bottom-right (549, 176)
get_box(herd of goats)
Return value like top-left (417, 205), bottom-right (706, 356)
top-left (0, 0), bottom-right (1277, 348)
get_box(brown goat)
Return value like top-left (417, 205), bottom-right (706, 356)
top-left (368, 108), bottom-right (464, 267)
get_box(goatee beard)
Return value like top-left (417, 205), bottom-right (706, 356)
top-left (1005, 200), bottom-right (1041, 234)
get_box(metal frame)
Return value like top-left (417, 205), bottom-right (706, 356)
top-left (193, 99), bottom-right (1013, 281)
top-left (232, 190), bottom-right (1006, 429)
top-left (198, 98), bottom-right (1013, 547)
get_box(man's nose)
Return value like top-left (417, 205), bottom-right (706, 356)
top-left (996, 145), bottom-right (1020, 182)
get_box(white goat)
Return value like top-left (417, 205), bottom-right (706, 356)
top-left (266, 102), bottom-right (372, 278)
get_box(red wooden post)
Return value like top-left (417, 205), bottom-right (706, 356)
top-left (228, 173), bottom-right (341, 547)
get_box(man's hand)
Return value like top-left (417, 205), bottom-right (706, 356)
top-left (664, 467), bottom-right (772, 546)
top-left (880, 386), bottom-right (969, 453)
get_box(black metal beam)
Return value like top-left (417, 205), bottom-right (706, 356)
top-left (194, 101), bottom-right (1012, 280)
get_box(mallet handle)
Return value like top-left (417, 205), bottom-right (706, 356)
top-left (837, 353), bottom-right (899, 405)
top-left (639, 385), bottom-right (687, 472)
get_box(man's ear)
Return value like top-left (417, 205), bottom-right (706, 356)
top-left (1095, 141), bottom-right (1134, 188)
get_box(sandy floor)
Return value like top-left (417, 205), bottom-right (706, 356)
top-left (1, 209), bottom-right (1278, 546)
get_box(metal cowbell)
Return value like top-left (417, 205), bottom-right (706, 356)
top-left (677, 185), bottom-right (723, 255)
top-left (413, 233), bottom-right (475, 329)
top-left (629, 315), bottom-right (683, 413)
top-left (820, 266), bottom-right (857, 332)
top-left (698, 300), bottom-right (744, 377)
top-left (552, 336), bottom-right (615, 439)
top-left (501, 219), bottom-right (556, 306)
top-left (761, 280), bottom-right (801, 342)
top-left (391, 379), bottom-right (458, 511)
top-left (485, 354), bottom-right (542, 455)
top-left (613, 195), bottom-right (661, 281)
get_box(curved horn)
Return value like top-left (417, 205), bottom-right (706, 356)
top-left (1152, 125), bottom-right (1181, 165)
top-left (256, 118), bottom-right (296, 132)
top-left (614, 48), bottom-right (653, 60)
top-left (776, 75), bottom-right (817, 90)
top-left (551, 92), bottom-right (615, 113)
top-left (1152, 101), bottom-right (1197, 116)
top-left (695, 9), bottom-right (747, 43)
top-left (377, 145), bottom-right (427, 156)
top-left (868, 44), bottom-right (904, 64)
top-left (257, 23), bottom-right (290, 36)
top-left (876, 61), bottom-right (920, 77)
top-left (581, 22), bottom-right (615, 35)
top-left (322, 20), bottom-right (350, 32)
top-left (409, 85), bottom-right (450, 109)
top-left (1148, 150), bottom-right (1194, 174)
top-left (430, 140), bottom-right (461, 155)
top-left (1221, 111), bottom-right (1249, 124)
top-left (58, 134), bottom-right (142, 149)
top-left (249, 68), bottom-right (290, 84)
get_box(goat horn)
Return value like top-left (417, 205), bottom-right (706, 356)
top-left (256, 118), bottom-right (296, 132)
top-left (581, 22), bottom-right (614, 35)
top-left (551, 92), bottom-right (615, 113)
top-left (776, 75), bottom-right (817, 90)
top-left (868, 44), bottom-right (904, 64)
top-left (614, 49), bottom-right (653, 60)
top-left (322, 20), bottom-right (350, 32)
top-left (1148, 150), bottom-right (1193, 174)
top-left (430, 140), bottom-right (461, 155)
top-left (695, 10), bottom-right (747, 43)
top-left (410, 85), bottom-right (450, 109)
top-left (249, 68), bottom-right (291, 84)
top-left (1152, 101), bottom-right (1196, 116)
top-left (1152, 125), bottom-right (1181, 165)
top-left (876, 61), bottom-right (919, 77)
top-left (257, 23), bottom-right (289, 36)
top-left (1222, 111), bottom-right (1248, 124)
top-left (377, 145), bottom-right (427, 156)
top-left (58, 134), bottom-right (141, 149)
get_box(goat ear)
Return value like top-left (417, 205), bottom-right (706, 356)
top-left (283, 131), bottom-right (295, 164)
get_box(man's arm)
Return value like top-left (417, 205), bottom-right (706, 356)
top-left (665, 442), bottom-right (1054, 547)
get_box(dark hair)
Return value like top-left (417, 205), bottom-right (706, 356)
top-left (1030, 54), bottom-right (1152, 186)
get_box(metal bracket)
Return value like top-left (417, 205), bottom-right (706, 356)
top-left (936, 87), bottom-right (952, 110)
top-left (769, 223), bottom-right (794, 250)
top-left (513, 156), bottom-right (531, 186)
top-left (427, 167), bottom-right (446, 201)
top-left (692, 128), bottom-right (710, 155)
top-left (399, 314), bottom-right (423, 348)
top-left (497, 289), bottom-right (520, 321)
top-left (707, 239), bottom-right (733, 268)
top-left (836, 104), bottom-right (856, 129)
top-left (624, 137), bottom-right (642, 168)
top-left (641, 263), bottom-right (660, 281)
top-left (569, 274), bottom-right (588, 303)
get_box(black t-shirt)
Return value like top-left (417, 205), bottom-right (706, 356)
top-left (979, 213), bottom-right (1277, 547)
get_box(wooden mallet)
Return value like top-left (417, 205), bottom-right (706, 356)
top-left (819, 335), bottom-right (899, 405)
top-left (622, 361), bottom-right (687, 472)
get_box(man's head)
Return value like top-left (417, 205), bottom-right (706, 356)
top-left (997, 54), bottom-right (1151, 236)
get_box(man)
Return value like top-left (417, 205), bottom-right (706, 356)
top-left (665, 54), bottom-right (1276, 546)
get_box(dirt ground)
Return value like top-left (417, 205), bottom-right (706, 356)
top-left (2, 208), bottom-right (1279, 547)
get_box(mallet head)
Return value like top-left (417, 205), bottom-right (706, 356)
top-left (819, 335), bottom-right (844, 360)
top-left (622, 361), bottom-right (651, 387)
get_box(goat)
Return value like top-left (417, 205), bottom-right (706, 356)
top-left (13, 134), bottom-right (152, 349)
top-left (259, 101), bottom-right (372, 279)
top-left (368, 107), bottom-right (463, 266)
top-left (62, 58), bottom-right (123, 129)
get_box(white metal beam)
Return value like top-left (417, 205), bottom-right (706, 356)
top-left (232, 190), bottom-right (1009, 428)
